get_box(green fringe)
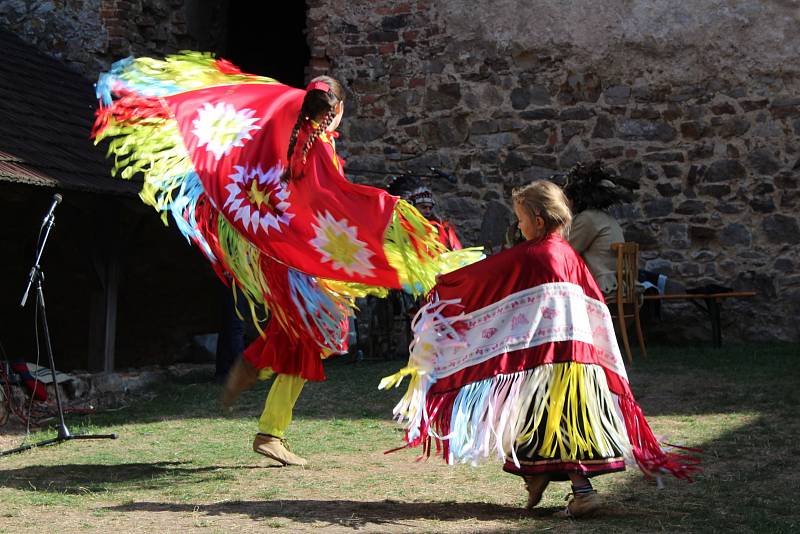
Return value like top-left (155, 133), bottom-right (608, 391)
top-left (437, 247), bottom-right (486, 275)
top-left (320, 279), bottom-right (389, 299)
top-left (217, 216), bottom-right (268, 306)
top-left (216, 216), bottom-right (276, 334)
top-left (123, 52), bottom-right (277, 92)
top-left (384, 200), bottom-right (448, 296)
top-left (95, 117), bottom-right (193, 223)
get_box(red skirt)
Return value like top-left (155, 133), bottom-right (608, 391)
top-left (243, 316), bottom-right (348, 382)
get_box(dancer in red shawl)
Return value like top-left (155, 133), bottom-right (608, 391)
top-left (382, 181), bottom-right (699, 517)
top-left (93, 53), bottom-right (479, 467)
top-left (224, 76), bottom-right (355, 466)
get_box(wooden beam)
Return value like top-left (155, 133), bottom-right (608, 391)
top-left (88, 242), bottom-right (120, 373)
top-left (643, 291), bottom-right (756, 300)
top-left (87, 204), bottom-right (127, 373)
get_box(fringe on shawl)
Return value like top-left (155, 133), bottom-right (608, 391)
top-left (385, 201), bottom-right (483, 296)
top-left (92, 52), bottom-right (479, 355)
top-left (381, 300), bottom-right (701, 481)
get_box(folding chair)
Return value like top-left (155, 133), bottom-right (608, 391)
top-left (609, 242), bottom-right (647, 363)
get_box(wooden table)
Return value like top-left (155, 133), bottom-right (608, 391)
top-left (643, 291), bottom-right (757, 348)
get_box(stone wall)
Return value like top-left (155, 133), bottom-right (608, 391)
top-left (2, 0), bottom-right (797, 342)
top-left (308, 0), bottom-right (800, 342)
top-left (0, 0), bottom-right (226, 76)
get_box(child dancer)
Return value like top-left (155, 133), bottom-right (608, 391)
top-left (382, 180), bottom-right (698, 516)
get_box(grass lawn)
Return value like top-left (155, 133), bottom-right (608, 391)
top-left (0, 343), bottom-right (798, 533)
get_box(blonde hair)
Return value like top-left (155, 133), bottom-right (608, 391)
top-left (511, 180), bottom-right (572, 237)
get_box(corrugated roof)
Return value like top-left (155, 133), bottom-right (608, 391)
top-left (0, 30), bottom-right (138, 195)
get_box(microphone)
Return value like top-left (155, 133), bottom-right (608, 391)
top-left (42, 194), bottom-right (62, 225)
top-left (429, 167), bottom-right (457, 184)
top-left (21, 194), bottom-right (63, 307)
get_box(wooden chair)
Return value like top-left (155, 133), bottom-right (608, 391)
top-left (609, 242), bottom-right (647, 363)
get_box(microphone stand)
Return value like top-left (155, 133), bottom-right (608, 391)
top-left (1, 194), bottom-right (117, 457)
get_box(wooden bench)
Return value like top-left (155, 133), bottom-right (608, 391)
top-left (642, 291), bottom-right (757, 348)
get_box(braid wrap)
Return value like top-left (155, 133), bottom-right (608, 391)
top-left (300, 108), bottom-right (336, 166)
top-left (284, 75), bottom-right (343, 181)
top-left (283, 117), bottom-right (304, 181)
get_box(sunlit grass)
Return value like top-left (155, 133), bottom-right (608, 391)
top-left (0, 343), bottom-right (797, 532)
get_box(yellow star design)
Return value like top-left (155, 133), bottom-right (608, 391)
top-left (322, 227), bottom-right (361, 267)
top-left (247, 180), bottom-right (270, 208)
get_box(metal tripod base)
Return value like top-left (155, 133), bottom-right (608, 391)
top-left (5, 202), bottom-right (120, 459)
top-left (0, 427), bottom-right (118, 457)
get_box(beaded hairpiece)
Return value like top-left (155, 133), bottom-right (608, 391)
top-left (306, 81), bottom-right (331, 93)
top-left (407, 187), bottom-right (435, 207)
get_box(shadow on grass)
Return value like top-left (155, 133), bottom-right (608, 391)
top-left (615, 342), bottom-right (799, 417)
top-left (603, 342), bottom-right (800, 534)
top-left (0, 461), bottom-right (269, 494)
top-left (103, 499), bottom-right (530, 529)
top-left (601, 412), bottom-right (800, 533)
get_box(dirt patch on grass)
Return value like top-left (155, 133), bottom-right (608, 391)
top-left (0, 420), bottom-right (34, 452)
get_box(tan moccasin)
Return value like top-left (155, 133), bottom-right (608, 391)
top-left (253, 433), bottom-right (307, 467)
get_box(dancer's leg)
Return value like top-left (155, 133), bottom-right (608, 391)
top-left (554, 473), bottom-right (601, 518)
top-left (253, 373), bottom-right (308, 466)
top-left (258, 373), bottom-right (306, 438)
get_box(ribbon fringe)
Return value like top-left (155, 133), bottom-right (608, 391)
top-left (91, 52), bottom-right (363, 355)
top-left (383, 201), bottom-right (483, 295)
top-left (96, 52), bottom-right (275, 107)
top-left (384, 200), bottom-right (446, 295)
top-left (617, 396), bottom-right (702, 481)
top-left (386, 363), bottom-right (700, 480)
top-left (389, 363), bottom-right (632, 468)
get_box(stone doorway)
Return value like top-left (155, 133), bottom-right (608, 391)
top-left (224, 2), bottom-right (310, 86)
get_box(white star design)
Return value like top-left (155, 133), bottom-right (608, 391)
top-left (309, 211), bottom-right (376, 278)
top-left (223, 164), bottom-right (294, 234)
top-left (191, 102), bottom-right (261, 160)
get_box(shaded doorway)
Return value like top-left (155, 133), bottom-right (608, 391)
top-left (224, 2), bottom-right (310, 87)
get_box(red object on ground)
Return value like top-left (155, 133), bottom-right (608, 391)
top-left (9, 362), bottom-right (48, 401)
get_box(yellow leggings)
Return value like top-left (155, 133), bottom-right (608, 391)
top-left (257, 371), bottom-right (306, 438)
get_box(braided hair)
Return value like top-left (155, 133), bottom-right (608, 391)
top-left (562, 160), bottom-right (633, 214)
top-left (284, 75), bottom-right (345, 181)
